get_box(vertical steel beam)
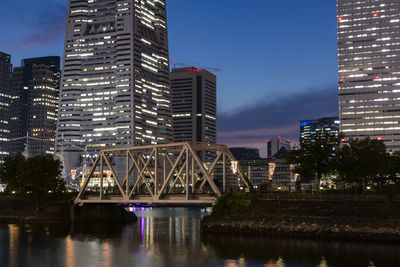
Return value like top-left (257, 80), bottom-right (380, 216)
top-left (185, 146), bottom-right (189, 200)
top-left (126, 150), bottom-right (129, 196)
top-left (154, 147), bottom-right (158, 199)
top-left (163, 153), bottom-right (167, 183)
top-left (100, 153), bottom-right (103, 200)
top-left (223, 152), bottom-right (226, 193)
top-left (191, 156), bottom-right (195, 195)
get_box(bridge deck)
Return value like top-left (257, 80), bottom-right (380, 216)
top-left (77, 195), bottom-right (216, 205)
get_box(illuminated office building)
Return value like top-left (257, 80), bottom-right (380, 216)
top-left (337, 0), bottom-right (400, 150)
top-left (170, 67), bottom-right (216, 144)
top-left (300, 117), bottom-right (340, 144)
top-left (56, 0), bottom-right (172, 180)
top-left (0, 52), bottom-right (12, 163)
top-left (9, 56), bottom-right (60, 157)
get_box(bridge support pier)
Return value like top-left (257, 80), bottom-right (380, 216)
top-left (70, 204), bottom-right (137, 223)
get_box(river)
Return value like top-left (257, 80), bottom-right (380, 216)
top-left (1, 207), bottom-right (400, 267)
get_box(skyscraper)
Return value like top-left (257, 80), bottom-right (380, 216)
top-left (0, 52), bottom-right (12, 163)
top-left (57, 0), bottom-right (172, 180)
top-left (337, 0), bottom-right (400, 150)
top-left (300, 117), bottom-right (340, 144)
top-left (170, 67), bottom-right (216, 144)
top-left (9, 57), bottom-right (61, 157)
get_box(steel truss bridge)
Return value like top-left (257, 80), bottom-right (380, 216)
top-left (75, 142), bottom-right (251, 205)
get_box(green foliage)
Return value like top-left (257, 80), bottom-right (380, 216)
top-left (0, 154), bottom-right (26, 186)
top-left (258, 182), bottom-right (271, 193)
top-left (204, 193), bottom-right (256, 222)
top-left (336, 137), bottom-right (390, 187)
top-left (0, 154), bottom-right (65, 212)
top-left (285, 131), bottom-right (338, 187)
top-left (285, 134), bottom-right (400, 192)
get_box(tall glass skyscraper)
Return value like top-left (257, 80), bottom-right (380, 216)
top-left (337, 0), bottom-right (400, 150)
top-left (10, 56), bottom-right (61, 158)
top-left (57, 0), bottom-right (172, 181)
top-left (0, 52), bottom-right (12, 163)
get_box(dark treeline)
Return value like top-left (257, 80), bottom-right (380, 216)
top-left (285, 133), bottom-right (400, 193)
top-left (0, 155), bottom-right (65, 212)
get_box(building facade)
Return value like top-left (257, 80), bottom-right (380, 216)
top-left (230, 147), bottom-right (260, 160)
top-left (300, 117), bottom-right (340, 144)
top-left (9, 57), bottom-right (61, 157)
top-left (170, 67), bottom-right (216, 144)
top-left (234, 149), bottom-right (296, 191)
top-left (0, 52), bottom-right (12, 163)
top-left (337, 0), bottom-right (400, 150)
top-left (56, 0), bottom-right (172, 181)
top-left (266, 137), bottom-right (291, 158)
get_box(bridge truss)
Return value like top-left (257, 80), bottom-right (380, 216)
top-left (75, 142), bottom-right (251, 205)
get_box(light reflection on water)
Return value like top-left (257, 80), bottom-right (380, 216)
top-left (0, 207), bottom-right (399, 267)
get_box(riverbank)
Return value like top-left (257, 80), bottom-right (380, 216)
top-left (0, 196), bottom-right (137, 224)
top-left (201, 193), bottom-right (400, 242)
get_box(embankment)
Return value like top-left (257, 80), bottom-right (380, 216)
top-left (0, 196), bottom-right (137, 224)
top-left (201, 193), bottom-right (400, 242)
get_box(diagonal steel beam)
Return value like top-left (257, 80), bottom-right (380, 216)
top-left (128, 152), bottom-right (155, 198)
top-left (168, 161), bottom-right (187, 194)
top-left (76, 152), bottom-right (101, 201)
top-left (223, 147), bottom-right (251, 191)
top-left (186, 143), bottom-right (221, 196)
top-left (157, 146), bottom-right (186, 199)
top-left (103, 154), bottom-right (127, 198)
top-left (165, 152), bottom-right (186, 187)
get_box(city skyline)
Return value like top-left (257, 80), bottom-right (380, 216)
top-left (0, 0), bottom-right (339, 147)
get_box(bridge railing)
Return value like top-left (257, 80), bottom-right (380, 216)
top-left (75, 142), bottom-right (251, 204)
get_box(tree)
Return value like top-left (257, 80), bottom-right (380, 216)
top-left (387, 152), bottom-right (400, 185)
top-left (0, 155), bottom-right (65, 213)
top-left (0, 154), bottom-right (26, 187)
top-left (286, 131), bottom-right (338, 190)
top-left (336, 137), bottom-right (390, 191)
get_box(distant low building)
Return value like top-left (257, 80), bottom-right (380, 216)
top-left (268, 148), bottom-right (296, 191)
top-left (230, 147), bottom-right (260, 160)
top-left (266, 137), bottom-right (291, 158)
top-left (228, 147), bottom-right (296, 191)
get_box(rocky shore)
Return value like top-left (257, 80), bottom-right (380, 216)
top-left (201, 193), bottom-right (400, 242)
top-left (202, 219), bottom-right (400, 242)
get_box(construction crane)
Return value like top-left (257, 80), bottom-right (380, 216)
top-left (172, 62), bottom-right (222, 73)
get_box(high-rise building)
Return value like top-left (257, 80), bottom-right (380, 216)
top-left (266, 137), bottom-right (291, 158)
top-left (300, 117), bottom-right (340, 144)
top-left (9, 57), bottom-right (61, 157)
top-left (337, 0), bottom-right (400, 150)
top-left (0, 52), bottom-right (12, 163)
top-left (56, 0), bottom-right (172, 179)
top-left (170, 67), bottom-right (217, 145)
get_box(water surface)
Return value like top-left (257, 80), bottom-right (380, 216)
top-left (1, 207), bottom-right (400, 267)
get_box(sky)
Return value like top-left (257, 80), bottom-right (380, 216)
top-left (0, 0), bottom-right (339, 152)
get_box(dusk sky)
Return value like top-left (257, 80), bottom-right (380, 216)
top-left (0, 0), bottom-right (339, 151)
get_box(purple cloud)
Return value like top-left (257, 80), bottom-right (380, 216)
top-left (217, 85), bottom-right (339, 147)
